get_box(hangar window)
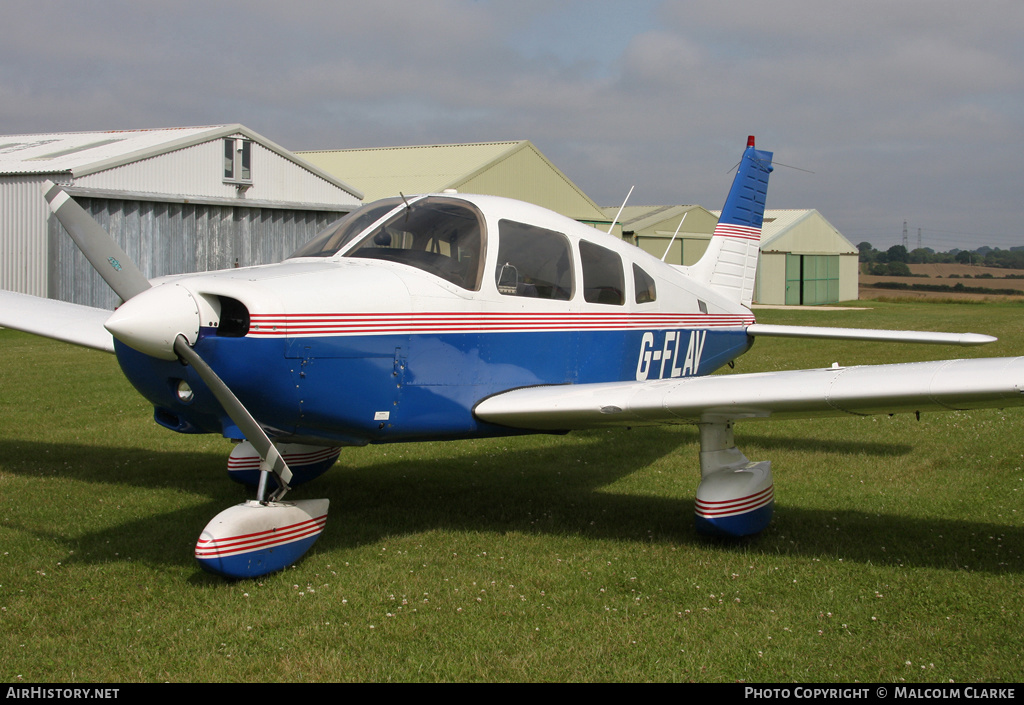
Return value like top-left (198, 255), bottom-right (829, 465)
top-left (223, 138), bottom-right (252, 183)
top-left (580, 241), bottom-right (624, 305)
top-left (495, 220), bottom-right (573, 300)
top-left (345, 197), bottom-right (485, 291)
top-left (633, 263), bottom-right (656, 304)
top-left (289, 198), bottom-right (404, 258)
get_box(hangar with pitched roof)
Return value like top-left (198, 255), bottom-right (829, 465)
top-left (602, 204), bottom-right (719, 265)
top-left (753, 209), bottom-right (859, 305)
top-left (306, 137), bottom-right (862, 307)
top-left (298, 140), bottom-right (617, 233)
top-left (605, 205), bottom-right (857, 304)
top-left (0, 125), bottom-right (362, 308)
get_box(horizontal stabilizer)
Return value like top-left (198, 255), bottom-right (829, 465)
top-left (0, 290), bottom-right (114, 353)
top-left (746, 323), bottom-right (996, 346)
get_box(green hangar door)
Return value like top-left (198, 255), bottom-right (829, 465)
top-left (785, 254), bottom-right (840, 305)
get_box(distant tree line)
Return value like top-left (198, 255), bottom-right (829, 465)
top-left (858, 242), bottom-right (1024, 273)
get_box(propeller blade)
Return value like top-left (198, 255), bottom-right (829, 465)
top-left (172, 334), bottom-right (293, 497)
top-left (41, 181), bottom-right (152, 302)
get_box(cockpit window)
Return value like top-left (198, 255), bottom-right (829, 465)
top-left (495, 220), bottom-right (573, 300)
top-left (288, 198), bottom-right (404, 258)
top-left (345, 197), bottom-right (485, 290)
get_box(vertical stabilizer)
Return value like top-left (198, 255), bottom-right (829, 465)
top-left (687, 137), bottom-right (773, 308)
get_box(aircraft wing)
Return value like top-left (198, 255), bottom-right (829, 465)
top-left (474, 357), bottom-right (1024, 431)
top-left (0, 290), bottom-right (114, 353)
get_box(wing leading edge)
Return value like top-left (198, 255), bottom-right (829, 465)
top-left (473, 357), bottom-right (1024, 431)
top-left (0, 290), bottom-right (114, 353)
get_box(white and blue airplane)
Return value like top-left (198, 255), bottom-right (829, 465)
top-left (3, 137), bottom-right (1022, 579)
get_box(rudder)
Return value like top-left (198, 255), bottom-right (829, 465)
top-left (687, 136), bottom-right (774, 308)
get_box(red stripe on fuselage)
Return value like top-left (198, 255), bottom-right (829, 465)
top-left (246, 312), bottom-right (755, 338)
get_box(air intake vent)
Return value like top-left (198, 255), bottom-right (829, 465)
top-left (217, 297), bottom-right (250, 337)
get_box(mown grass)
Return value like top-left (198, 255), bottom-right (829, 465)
top-left (1, 300), bottom-right (1023, 682)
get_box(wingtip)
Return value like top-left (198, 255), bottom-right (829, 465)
top-left (960, 333), bottom-right (998, 346)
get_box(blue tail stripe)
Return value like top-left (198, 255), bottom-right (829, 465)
top-left (719, 146), bottom-right (774, 229)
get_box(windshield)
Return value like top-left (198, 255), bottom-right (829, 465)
top-left (288, 198), bottom-right (404, 258)
top-left (345, 197), bottom-right (485, 290)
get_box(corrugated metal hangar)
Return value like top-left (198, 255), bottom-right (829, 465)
top-left (0, 125), bottom-right (362, 308)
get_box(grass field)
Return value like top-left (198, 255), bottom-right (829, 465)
top-left (1, 300), bottom-right (1023, 682)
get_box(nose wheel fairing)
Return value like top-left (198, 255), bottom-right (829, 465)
top-left (195, 499), bottom-right (329, 579)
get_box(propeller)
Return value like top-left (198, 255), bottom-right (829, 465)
top-left (41, 181), bottom-right (152, 302)
top-left (172, 334), bottom-right (293, 501)
top-left (41, 182), bottom-right (317, 577)
top-left (42, 180), bottom-right (295, 499)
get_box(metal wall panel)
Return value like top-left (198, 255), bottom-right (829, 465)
top-left (50, 197), bottom-right (345, 308)
top-left (0, 175), bottom-right (51, 297)
top-left (75, 138), bottom-right (360, 208)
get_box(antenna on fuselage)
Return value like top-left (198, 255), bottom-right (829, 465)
top-left (661, 212), bottom-right (687, 262)
top-left (399, 192), bottom-right (412, 222)
top-left (606, 185), bottom-right (634, 235)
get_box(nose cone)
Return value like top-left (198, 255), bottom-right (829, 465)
top-left (104, 283), bottom-right (201, 360)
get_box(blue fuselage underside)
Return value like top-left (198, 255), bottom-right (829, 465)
top-left (115, 327), bottom-right (753, 445)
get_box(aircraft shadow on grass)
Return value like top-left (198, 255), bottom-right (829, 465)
top-left (1, 428), bottom-right (1019, 577)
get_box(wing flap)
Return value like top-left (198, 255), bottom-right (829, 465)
top-left (0, 290), bottom-right (114, 353)
top-left (474, 357), bottom-right (1024, 430)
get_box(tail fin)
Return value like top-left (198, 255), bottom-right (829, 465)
top-left (686, 136), bottom-right (773, 308)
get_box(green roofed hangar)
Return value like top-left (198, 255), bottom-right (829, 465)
top-left (301, 140), bottom-right (858, 306)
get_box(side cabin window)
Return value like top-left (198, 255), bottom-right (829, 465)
top-left (580, 240), bottom-right (625, 305)
top-left (495, 220), bottom-right (573, 300)
top-left (344, 197), bottom-right (485, 291)
top-left (633, 263), bottom-right (656, 304)
top-left (289, 198), bottom-right (403, 258)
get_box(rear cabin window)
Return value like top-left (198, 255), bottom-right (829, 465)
top-left (633, 263), bottom-right (656, 304)
top-left (580, 240), bottom-right (625, 305)
top-left (495, 220), bottom-right (573, 300)
top-left (344, 197), bottom-right (485, 291)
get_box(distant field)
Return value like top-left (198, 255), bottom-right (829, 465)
top-left (906, 263), bottom-right (1024, 278)
top-left (2, 301), bottom-right (1023, 683)
top-left (861, 263), bottom-right (1024, 301)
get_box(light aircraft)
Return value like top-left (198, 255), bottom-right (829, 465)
top-left (3, 136), bottom-right (1022, 580)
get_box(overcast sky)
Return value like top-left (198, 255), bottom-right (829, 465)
top-left (3, 0), bottom-right (1022, 251)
